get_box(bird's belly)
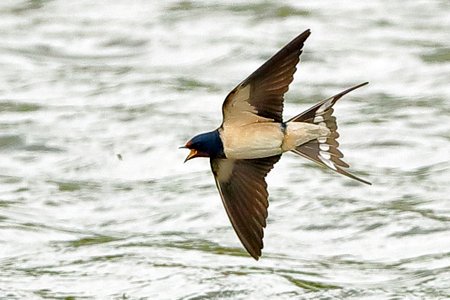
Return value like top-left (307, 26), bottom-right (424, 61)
top-left (221, 123), bottom-right (284, 159)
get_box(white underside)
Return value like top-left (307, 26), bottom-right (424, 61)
top-left (220, 121), bottom-right (330, 159)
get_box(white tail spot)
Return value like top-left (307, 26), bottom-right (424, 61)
top-left (320, 151), bottom-right (331, 160)
top-left (317, 137), bottom-right (327, 143)
top-left (313, 115), bottom-right (324, 123)
top-left (319, 144), bottom-right (330, 151)
top-left (319, 156), bottom-right (337, 170)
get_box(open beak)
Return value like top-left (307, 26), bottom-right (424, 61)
top-left (184, 149), bottom-right (198, 163)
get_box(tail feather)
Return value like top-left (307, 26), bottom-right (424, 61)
top-left (289, 82), bottom-right (371, 185)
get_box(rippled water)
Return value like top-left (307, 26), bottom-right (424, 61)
top-left (1, 1), bottom-right (449, 299)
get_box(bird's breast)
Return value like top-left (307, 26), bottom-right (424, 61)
top-left (220, 123), bottom-right (284, 159)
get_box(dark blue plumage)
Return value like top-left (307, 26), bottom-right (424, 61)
top-left (187, 130), bottom-right (225, 159)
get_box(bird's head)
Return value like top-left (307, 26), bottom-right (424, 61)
top-left (181, 130), bottom-right (224, 162)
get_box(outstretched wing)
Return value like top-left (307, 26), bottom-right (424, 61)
top-left (210, 155), bottom-right (281, 260)
top-left (222, 29), bottom-right (311, 126)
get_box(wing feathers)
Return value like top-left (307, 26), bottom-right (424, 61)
top-left (222, 30), bottom-right (311, 124)
top-left (210, 155), bottom-right (281, 259)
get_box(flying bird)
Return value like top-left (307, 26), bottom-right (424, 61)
top-left (182, 29), bottom-right (370, 260)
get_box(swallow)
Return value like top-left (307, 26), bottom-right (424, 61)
top-left (182, 29), bottom-right (371, 260)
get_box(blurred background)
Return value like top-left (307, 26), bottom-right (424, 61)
top-left (0, 0), bottom-right (449, 299)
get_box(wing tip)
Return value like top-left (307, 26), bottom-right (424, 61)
top-left (298, 28), bottom-right (312, 42)
top-left (249, 248), bottom-right (262, 260)
top-left (252, 254), bottom-right (261, 261)
top-left (244, 241), bottom-right (263, 261)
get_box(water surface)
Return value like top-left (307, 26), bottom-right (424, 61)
top-left (0, 1), bottom-right (449, 299)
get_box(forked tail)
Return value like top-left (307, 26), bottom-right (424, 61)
top-left (287, 82), bottom-right (371, 185)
